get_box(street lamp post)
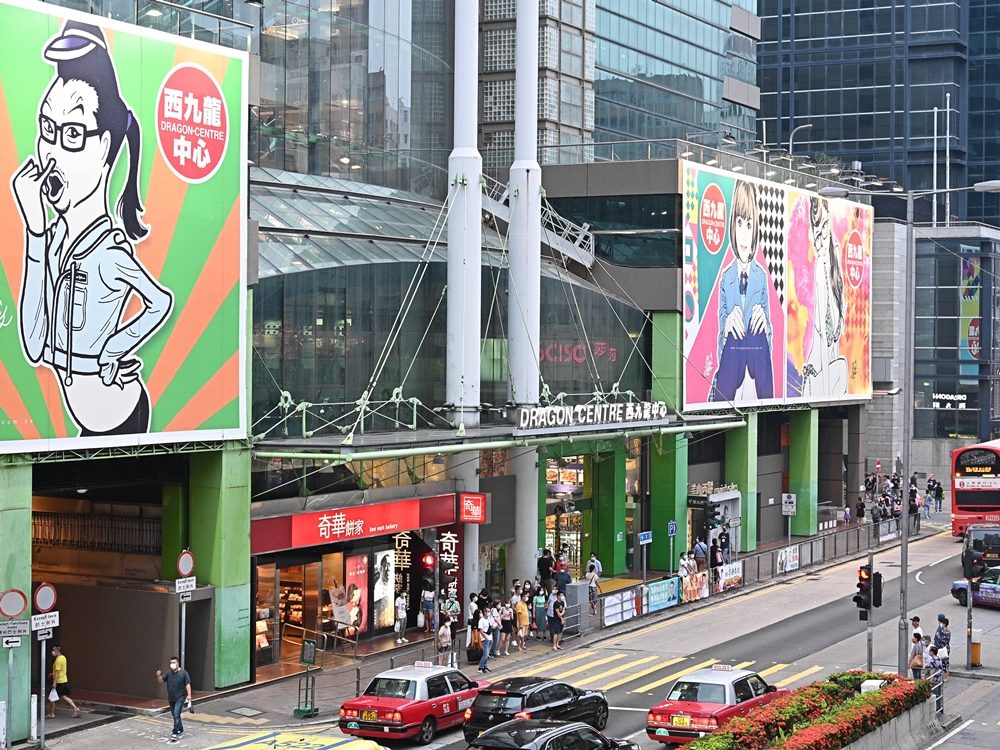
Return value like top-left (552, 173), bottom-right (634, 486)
top-left (788, 123), bottom-right (813, 157)
top-left (820, 179), bottom-right (1000, 676)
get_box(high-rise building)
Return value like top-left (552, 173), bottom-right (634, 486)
top-left (758, 0), bottom-right (1000, 226)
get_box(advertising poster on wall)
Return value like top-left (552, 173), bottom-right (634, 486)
top-left (960, 258), bottom-right (981, 377)
top-left (372, 550), bottom-right (395, 629)
top-left (682, 161), bottom-right (872, 410)
top-left (681, 571), bottom-right (710, 602)
top-left (714, 561), bottom-right (743, 593)
top-left (0, 0), bottom-right (247, 453)
top-left (648, 577), bottom-right (681, 612)
top-left (345, 554), bottom-right (369, 635)
top-left (777, 545), bottom-right (800, 573)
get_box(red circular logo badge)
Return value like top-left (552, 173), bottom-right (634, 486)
top-left (700, 183), bottom-right (727, 254)
top-left (843, 230), bottom-right (865, 288)
top-left (156, 63), bottom-right (229, 184)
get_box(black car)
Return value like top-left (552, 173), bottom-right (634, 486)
top-left (463, 678), bottom-right (609, 742)
top-left (469, 720), bottom-right (638, 750)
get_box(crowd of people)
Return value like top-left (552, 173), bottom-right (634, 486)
top-left (907, 613), bottom-right (951, 709)
top-left (854, 471), bottom-right (946, 532)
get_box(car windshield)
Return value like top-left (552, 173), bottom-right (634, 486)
top-left (667, 681), bottom-right (727, 704)
top-left (970, 529), bottom-right (1000, 551)
top-left (473, 693), bottom-right (524, 712)
top-left (363, 678), bottom-right (416, 699)
top-left (471, 725), bottom-right (549, 748)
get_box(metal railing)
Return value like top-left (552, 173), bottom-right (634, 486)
top-left (279, 625), bottom-right (331, 669)
top-left (32, 512), bottom-right (161, 555)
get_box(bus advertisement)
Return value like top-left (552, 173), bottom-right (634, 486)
top-left (952, 440), bottom-right (1000, 536)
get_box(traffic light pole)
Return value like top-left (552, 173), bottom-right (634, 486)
top-left (967, 566), bottom-right (974, 670)
top-left (866, 549), bottom-right (874, 672)
top-left (434, 540), bottom-right (441, 661)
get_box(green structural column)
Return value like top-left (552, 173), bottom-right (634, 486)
top-left (161, 484), bottom-right (188, 581)
top-left (725, 412), bottom-right (758, 553)
top-left (189, 443), bottom-right (251, 688)
top-left (0, 459), bottom-right (32, 742)
top-left (649, 311), bottom-right (687, 572)
top-left (592, 446), bottom-right (627, 576)
top-left (789, 409), bottom-right (819, 537)
top-left (650, 434), bottom-right (688, 572)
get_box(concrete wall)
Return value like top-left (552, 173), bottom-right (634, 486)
top-left (819, 419), bottom-right (846, 507)
top-left (689, 461), bottom-right (723, 487)
top-left (911, 437), bottom-right (975, 488)
top-left (840, 698), bottom-right (941, 750)
top-left (757, 453), bottom-right (786, 542)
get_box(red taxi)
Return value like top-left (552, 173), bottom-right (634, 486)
top-left (340, 663), bottom-right (489, 744)
top-left (646, 665), bottom-right (789, 744)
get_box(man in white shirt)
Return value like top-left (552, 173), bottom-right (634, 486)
top-left (910, 615), bottom-right (923, 639)
top-left (394, 591), bottom-right (409, 644)
top-left (589, 552), bottom-right (603, 576)
top-left (477, 610), bottom-right (492, 673)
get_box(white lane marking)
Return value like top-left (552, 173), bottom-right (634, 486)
top-left (624, 728), bottom-right (648, 741)
top-left (925, 718), bottom-right (973, 748)
top-left (929, 555), bottom-right (953, 567)
top-left (916, 572), bottom-right (925, 585)
top-left (610, 707), bottom-right (650, 712)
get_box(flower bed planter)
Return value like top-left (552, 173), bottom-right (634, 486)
top-left (689, 672), bottom-right (932, 750)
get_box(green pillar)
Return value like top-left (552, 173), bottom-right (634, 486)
top-left (649, 311), bottom-right (687, 572)
top-left (592, 446), bottom-right (627, 576)
top-left (161, 484), bottom-right (188, 582)
top-left (0, 459), bottom-right (32, 742)
top-left (725, 413), bottom-right (758, 552)
top-left (789, 409), bottom-right (819, 537)
top-left (189, 444), bottom-right (251, 688)
top-left (650, 434), bottom-right (688, 571)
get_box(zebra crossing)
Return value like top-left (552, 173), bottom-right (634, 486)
top-left (497, 650), bottom-right (833, 695)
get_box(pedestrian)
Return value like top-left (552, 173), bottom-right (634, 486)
top-left (499, 600), bottom-right (514, 656)
top-left (476, 609), bottom-right (492, 674)
top-left (47, 645), bottom-right (79, 719)
top-left (438, 616), bottom-right (453, 665)
top-left (909, 494), bottom-right (920, 532)
top-left (533, 587), bottom-right (547, 639)
top-left (934, 615), bottom-right (951, 680)
top-left (515, 593), bottom-right (531, 652)
top-left (509, 579), bottom-right (522, 608)
top-left (718, 524), bottom-right (731, 563)
top-left (910, 615), bottom-right (923, 639)
top-left (394, 589), bottom-right (409, 644)
top-left (585, 562), bottom-right (600, 615)
top-left (441, 590), bottom-right (461, 643)
top-left (935, 481), bottom-right (945, 513)
top-left (156, 656), bottom-right (192, 740)
top-left (926, 474), bottom-right (937, 510)
top-left (855, 496), bottom-right (866, 525)
top-left (537, 549), bottom-right (555, 594)
top-left (928, 646), bottom-right (944, 711)
top-left (552, 591), bottom-right (566, 651)
top-left (709, 539), bottom-right (723, 585)
top-left (693, 536), bottom-right (709, 572)
top-left (477, 588), bottom-right (490, 617)
top-left (488, 601), bottom-right (502, 658)
top-left (546, 588), bottom-right (558, 641)
top-left (870, 501), bottom-right (882, 535)
top-left (908, 632), bottom-right (924, 679)
top-left (468, 592), bottom-right (480, 627)
top-left (554, 561), bottom-right (571, 594)
top-left (588, 552), bottom-right (603, 576)
top-left (421, 583), bottom-right (435, 634)
top-left (921, 635), bottom-right (933, 678)
top-left (843, 505), bottom-right (851, 524)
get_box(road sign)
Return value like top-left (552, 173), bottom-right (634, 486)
top-left (729, 516), bottom-right (742, 528)
top-left (36, 628), bottom-right (53, 641)
top-left (179, 592), bottom-right (193, 603)
top-left (177, 550), bottom-right (196, 578)
top-left (782, 494), bottom-right (798, 516)
top-left (875, 459), bottom-right (882, 473)
top-left (300, 638), bottom-right (317, 666)
top-left (0, 621), bottom-right (29, 638)
top-left (31, 612), bottom-right (58, 631)
top-left (175, 576), bottom-right (197, 593)
top-left (638, 531), bottom-right (653, 545)
top-left (33, 583), bottom-right (57, 613)
top-left (2, 637), bottom-right (21, 649)
top-left (0, 589), bottom-right (27, 619)
top-left (667, 520), bottom-right (678, 537)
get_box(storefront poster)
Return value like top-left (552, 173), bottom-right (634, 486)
top-left (777, 545), bottom-right (799, 573)
top-left (960, 258), bottom-right (981, 376)
top-left (0, 0), bottom-right (247, 452)
top-left (291, 499), bottom-right (422, 548)
top-left (602, 589), bottom-right (637, 626)
top-left (373, 550), bottom-right (395, 629)
top-left (681, 571), bottom-right (709, 602)
top-left (648, 577), bottom-right (680, 612)
top-left (714, 561), bottom-right (743, 593)
top-left (345, 554), bottom-right (369, 635)
top-left (682, 161), bottom-right (872, 410)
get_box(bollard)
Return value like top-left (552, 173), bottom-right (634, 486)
top-left (0, 700), bottom-right (5, 748)
top-left (972, 628), bottom-right (983, 667)
top-left (30, 694), bottom-right (37, 741)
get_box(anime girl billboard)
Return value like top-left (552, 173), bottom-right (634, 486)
top-left (0, 0), bottom-right (247, 452)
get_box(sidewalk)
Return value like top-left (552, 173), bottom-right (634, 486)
top-left (947, 606), bottom-right (1000, 682)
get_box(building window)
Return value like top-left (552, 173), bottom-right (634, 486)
top-left (484, 28), bottom-right (517, 72)
top-left (561, 81), bottom-right (583, 127)
top-left (561, 30), bottom-right (583, 78)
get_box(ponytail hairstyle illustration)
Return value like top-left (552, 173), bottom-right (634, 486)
top-left (43, 21), bottom-right (148, 241)
top-left (810, 196), bottom-right (845, 339)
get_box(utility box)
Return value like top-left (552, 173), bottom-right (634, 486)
top-left (861, 680), bottom-right (886, 694)
top-left (972, 628), bottom-right (983, 667)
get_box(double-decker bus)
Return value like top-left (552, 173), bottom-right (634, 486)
top-left (952, 440), bottom-right (1000, 536)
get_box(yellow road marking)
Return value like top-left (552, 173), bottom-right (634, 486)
top-left (756, 663), bottom-right (789, 677)
top-left (733, 661), bottom-right (755, 670)
top-left (514, 650), bottom-right (597, 677)
top-left (599, 657), bottom-right (686, 691)
top-left (575, 655), bottom-right (658, 687)
top-left (774, 665), bottom-right (823, 687)
top-left (634, 659), bottom-right (720, 694)
top-left (554, 654), bottom-right (626, 680)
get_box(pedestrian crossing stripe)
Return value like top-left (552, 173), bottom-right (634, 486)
top-left (634, 659), bottom-right (720, 694)
top-left (600, 657), bottom-right (686, 691)
top-left (204, 734), bottom-right (382, 750)
top-left (554, 654), bottom-right (626, 680)
top-left (774, 665), bottom-right (823, 687)
top-left (514, 650), bottom-right (598, 677)
top-left (574, 656), bottom-right (658, 687)
top-left (733, 661), bottom-right (755, 670)
top-left (757, 663), bottom-right (789, 677)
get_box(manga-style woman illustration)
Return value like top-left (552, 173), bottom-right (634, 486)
top-left (709, 179), bottom-right (775, 401)
top-left (802, 196), bottom-right (847, 396)
top-left (12, 21), bottom-right (172, 437)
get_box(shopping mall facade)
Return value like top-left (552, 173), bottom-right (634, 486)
top-left (0, 0), bottom-right (874, 740)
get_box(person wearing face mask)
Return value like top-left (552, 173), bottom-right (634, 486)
top-left (47, 645), bottom-right (79, 718)
top-left (156, 657), bottom-right (192, 740)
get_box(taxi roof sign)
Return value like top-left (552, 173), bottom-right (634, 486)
top-left (712, 664), bottom-right (733, 671)
top-left (414, 661), bottom-right (434, 667)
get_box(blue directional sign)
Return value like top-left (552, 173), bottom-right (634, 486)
top-left (638, 530), bottom-right (653, 545)
top-left (667, 520), bottom-right (678, 538)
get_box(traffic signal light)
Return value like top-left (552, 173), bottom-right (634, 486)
top-left (440, 558), bottom-right (458, 592)
top-left (709, 503), bottom-right (722, 529)
top-left (420, 552), bottom-right (436, 590)
top-left (964, 551), bottom-right (986, 587)
top-left (871, 572), bottom-right (883, 608)
top-left (853, 565), bottom-right (872, 617)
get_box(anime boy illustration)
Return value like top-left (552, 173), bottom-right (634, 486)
top-left (802, 196), bottom-right (847, 396)
top-left (709, 179), bottom-right (774, 401)
top-left (12, 21), bottom-right (172, 437)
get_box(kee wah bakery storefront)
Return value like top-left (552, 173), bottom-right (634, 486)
top-left (250, 492), bottom-right (467, 667)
